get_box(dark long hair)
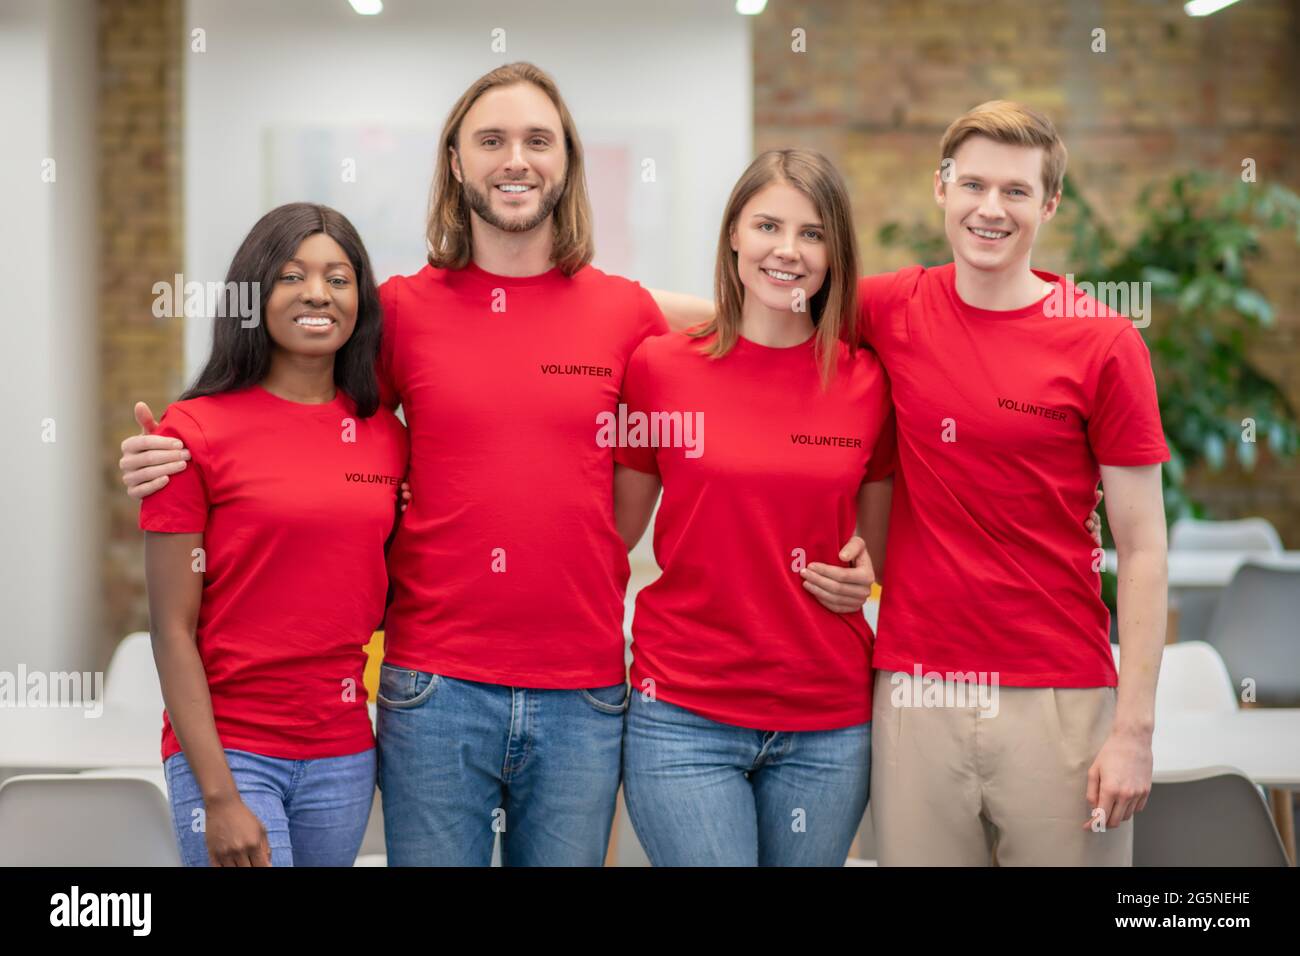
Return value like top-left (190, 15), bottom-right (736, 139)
top-left (181, 202), bottom-right (383, 417)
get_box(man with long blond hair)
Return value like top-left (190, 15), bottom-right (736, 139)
top-left (122, 63), bottom-right (665, 867)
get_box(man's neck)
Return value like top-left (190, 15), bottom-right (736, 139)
top-left (469, 214), bottom-right (556, 277)
top-left (952, 255), bottom-right (1053, 312)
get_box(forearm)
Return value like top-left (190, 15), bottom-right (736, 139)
top-left (858, 478), bottom-right (892, 584)
top-left (647, 288), bottom-right (713, 333)
top-left (151, 632), bottom-right (239, 803)
top-left (614, 464), bottom-right (662, 550)
top-left (1112, 545), bottom-right (1166, 735)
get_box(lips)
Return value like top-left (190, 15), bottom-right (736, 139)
top-left (496, 183), bottom-right (535, 195)
top-left (967, 225), bottom-right (1011, 242)
top-left (761, 267), bottom-right (804, 283)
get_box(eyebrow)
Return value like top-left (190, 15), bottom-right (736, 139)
top-left (958, 174), bottom-right (1036, 191)
top-left (751, 212), bottom-right (824, 228)
top-left (284, 258), bottom-right (355, 270)
top-left (470, 126), bottom-right (558, 137)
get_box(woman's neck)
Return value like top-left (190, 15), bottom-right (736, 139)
top-left (261, 351), bottom-right (336, 403)
top-left (739, 294), bottom-right (815, 347)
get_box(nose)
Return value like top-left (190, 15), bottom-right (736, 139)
top-left (503, 139), bottom-right (530, 175)
top-left (977, 189), bottom-right (1006, 221)
top-left (774, 227), bottom-right (798, 261)
top-left (300, 274), bottom-right (332, 306)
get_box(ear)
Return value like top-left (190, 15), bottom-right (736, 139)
top-left (728, 222), bottom-right (739, 254)
top-left (449, 146), bottom-right (463, 184)
top-left (1041, 189), bottom-right (1062, 223)
top-left (933, 168), bottom-right (946, 207)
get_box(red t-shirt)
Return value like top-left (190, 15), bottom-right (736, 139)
top-left (139, 385), bottom-right (409, 760)
top-left (859, 263), bottom-right (1169, 687)
top-left (377, 262), bottom-right (667, 688)
top-left (615, 331), bottom-right (894, 730)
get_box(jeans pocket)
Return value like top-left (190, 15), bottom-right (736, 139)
top-left (376, 663), bottom-right (440, 709)
top-left (579, 681), bottom-right (630, 715)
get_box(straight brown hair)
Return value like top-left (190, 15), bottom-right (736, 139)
top-left (692, 149), bottom-right (859, 385)
top-left (939, 100), bottom-right (1068, 202)
top-left (426, 62), bottom-right (594, 276)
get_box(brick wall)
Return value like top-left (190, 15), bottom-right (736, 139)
top-left (99, 0), bottom-right (185, 646)
top-left (754, 0), bottom-right (1300, 544)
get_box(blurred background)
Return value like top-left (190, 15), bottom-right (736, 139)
top-left (1, 0), bottom-right (1297, 867)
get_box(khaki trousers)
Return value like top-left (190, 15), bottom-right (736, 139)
top-left (870, 668), bottom-right (1133, 866)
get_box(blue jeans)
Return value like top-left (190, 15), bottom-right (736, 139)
top-left (375, 664), bottom-right (628, 866)
top-left (163, 747), bottom-right (376, 867)
top-left (622, 692), bottom-right (871, 866)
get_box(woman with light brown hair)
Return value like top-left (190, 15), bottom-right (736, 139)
top-left (612, 149), bottom-right (895, 866)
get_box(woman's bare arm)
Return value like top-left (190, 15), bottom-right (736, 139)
top-left (145, 531), bottom-right (270, 866)
top-left (614, 463), bottom-right (662, 551)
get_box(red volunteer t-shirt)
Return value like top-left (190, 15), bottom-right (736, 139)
top-left (859, 263), bottom-right (1169, 686)
top-left (377, 262), bottom-right (667, 688)
top-left (616, 330), bottom-right (895, 730)
top-left (139, 385), bottom-right (409, 760)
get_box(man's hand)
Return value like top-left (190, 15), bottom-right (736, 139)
top-left (120, 401), bottom-right (190, 499)
top-left (1085, 487), bottom-right (1103, 546)
top-left (1084, 726), bottom-right (1152, 830)
top-left (802, 535), bottom-right (876, 614)
top-left (400, 481), bottom-right (411, 512)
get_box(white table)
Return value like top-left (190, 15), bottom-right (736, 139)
top-left (0, 702), bottom-right (382, 774)
top-left (1153, 710), bottom-right (1300, 787)
top-left (1154, 708), bottom-right (1300, 862)
top-left (1104, 550), bottom-right (1300, 588)
top-left (0, 705), bottom-right (162, 772)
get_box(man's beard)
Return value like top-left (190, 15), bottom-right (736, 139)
top-left (462, 178), bottom-right (564, 234)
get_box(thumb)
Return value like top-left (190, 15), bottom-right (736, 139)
top-left (855, 547), bottom-right (877, 586)
top-left (838, 535), bottom-right (865, 563)
top-left (134, 401), bottom-right (159, 434)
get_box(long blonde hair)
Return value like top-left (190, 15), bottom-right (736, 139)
top-left (426, 62), bottom-right (594, 276)
top-left (692, 148), bottom-right (860, 385)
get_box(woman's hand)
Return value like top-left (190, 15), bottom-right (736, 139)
top-left (400, 481), bottom-right (412, 512)
top-left (802, 536), bottom-right (876, 614)
top-left (204, 793), bottom-right (272, 867)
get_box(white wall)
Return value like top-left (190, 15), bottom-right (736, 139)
top-left (0, 0), bottom-right (101, 672)
top-left (183, 0), bottom-right (752, 380)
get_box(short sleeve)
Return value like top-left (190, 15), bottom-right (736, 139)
top-left (138, 406), bottom-right (212, 533)
top-left (857, 267), bottom-right (921, 349)
top-left (376, 279), bottom-right (402, 411)
top-left (1088, 325), bottom-right (1170, 466)
top-left (865, 408), bottom-right (898, 482)
top-left (613, 340), bottom-right (659, 476)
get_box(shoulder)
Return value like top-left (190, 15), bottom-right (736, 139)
top-left (1040, 272), bottom-right (1146, 352)
top-left (859, 264), bottom-right (928, 306)
top-left (570, 265), bottom-right (657, 306)
top-left (379, 264), bottom-right (453, 308)
top-left (635, 328), bottom-right (701, 364)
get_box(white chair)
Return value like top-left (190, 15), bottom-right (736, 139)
top-left (104, 631), bottom-right (165, 714)
top-left (1114, 640), bottom-right (1238, 718)
top-left (0, 772), bottom-right (180, 865)
top-left (1169, 517), bottom-right (1283, 554)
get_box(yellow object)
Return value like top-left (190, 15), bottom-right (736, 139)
top-left (363, 631), bottom-right (384, 700)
